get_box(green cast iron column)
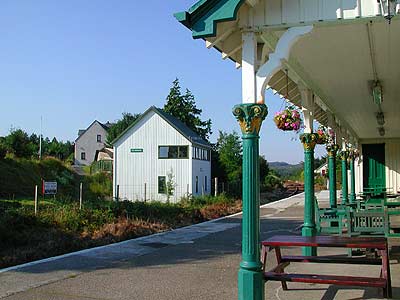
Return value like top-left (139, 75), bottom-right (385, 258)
top-left (326, 144), bottom-right (339, 208)
top-left (349, 151), bottom-right (356, 204)
top-left (341, 150), bottom-right (349, 205)
top-left (300, 133), bottom-right (318, 256)
top-left (233, 103), bottom-right (268, 300)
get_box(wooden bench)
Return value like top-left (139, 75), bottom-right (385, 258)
top-left (315, 197), bottom-right (347, 235)
top-left (261, 235), bottom-right (392, 298)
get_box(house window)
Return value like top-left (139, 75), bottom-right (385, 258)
top-left (97, 135), bottom-right (102, 142)
top-left (158, 146), bottom-right (189, 159)
top-left (158, 176), bottom-right (166, 194)
top-left (205, 176), bottom-right (207, 192)
top-left (192, 146), bottom-right (210, 161)
top-left (81, 152), bottom-right (86, 160)
top-left (195, 176), bottom-right (198, 193)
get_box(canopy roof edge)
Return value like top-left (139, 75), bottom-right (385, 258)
top-left (174, 0), bottom-right (245, 38)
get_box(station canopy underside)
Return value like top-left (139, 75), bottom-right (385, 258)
top-left (204, 17), bottom-right (400, 141)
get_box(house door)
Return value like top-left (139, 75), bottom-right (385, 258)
top-left (362, 144), bottom-right (386, 188)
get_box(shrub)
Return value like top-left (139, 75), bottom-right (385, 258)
top-left (0, 143), bottom-right (7, 159)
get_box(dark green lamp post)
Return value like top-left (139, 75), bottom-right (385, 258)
top-left (300, 133), bottom-right (318, 256)
top-left (233, 103), bottom-right (268, 300)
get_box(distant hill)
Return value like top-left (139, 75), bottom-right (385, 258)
top-left (269, 161), bottom-right (303, 178)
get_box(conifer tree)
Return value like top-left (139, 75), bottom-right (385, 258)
top-left (164, 79), bottom-right (212, 140)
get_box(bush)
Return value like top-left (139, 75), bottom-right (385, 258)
top-left (183, 193), bottom-right (234, 208)
top-left (0, 143), bottom-right (7, 159)
top-left (263, 174), bottom-right (282, 192)
top-left (84, 173), bottom-right (112, 200)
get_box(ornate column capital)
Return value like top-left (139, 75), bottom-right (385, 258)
top-left (232, 104), bottom-right (268, 136)
top-left (347, 148), bottom-right (359, 161)
top-left (300, 133), bottom-right (318, 151)
top-left (339, 150), bottom-right (349, 160)
top-left (326, 144), bottom-right (339, 157)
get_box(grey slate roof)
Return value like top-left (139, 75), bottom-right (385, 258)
top-left (112, 106), bottom-right (211, 148)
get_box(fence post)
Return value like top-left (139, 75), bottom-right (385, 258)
top-left (34, 185), bottom-right (38, 215)
top-left (79, 182), bottom-right (83, 210)
top-left (187, 184), bottom-right (189, 196)
top-left (222, 182), bottom-right (225, 193)
top-left (202, 184), bottom-right (204, 196)
top-left (144, 183), bottom-right (147, 203)
top-left (116, 185), bottom-right (120, 202)
top-left (214, 177), bottom-right (218, 197)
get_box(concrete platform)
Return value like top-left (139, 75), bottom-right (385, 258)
top-left (1, 191), bottom-right (399, 299)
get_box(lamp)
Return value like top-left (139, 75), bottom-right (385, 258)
top-left (378, 0), bottom-right (399, 23)
top-left (376, 112), bottom-right (385, 125)
top-left (378, 127), bottom-right (385, 136)
top-left (372, 81), bottom-right (383, 105)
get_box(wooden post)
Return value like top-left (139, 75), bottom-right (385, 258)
top-left (202, 184), bottom-right (204, 196)
top-left (214, 177), bottom-right (218, 197)
top-left (116, 185), bottom-right (120, 202)
top-left (222, 182), bottom-right (225, 193)
top-left (79, 182), bottom-right (83, 210)
top-left (144, 183), bottom-right (147, 202)
top-left (34, 185), bottom-right (38, 215)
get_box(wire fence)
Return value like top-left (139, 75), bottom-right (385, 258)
top-left (115, 179), bottom-right (243, 203)
top-left (115, 183), bottom-right (193, 203)
top-left (90, 160), bottom-right (113, 174)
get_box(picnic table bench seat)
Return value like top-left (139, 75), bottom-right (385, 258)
top-left (261, 235), bottom-right (392, 298)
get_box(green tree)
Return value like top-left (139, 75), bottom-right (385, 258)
top-left (216, 131), bottom-right (242, 182)
top-left (164, 79), bottom-right (212, 140)
top-left (106, 112), bottom-right (141, 146)
top-left (4, 128), bottom-right (32, 158)
top-left (0, 137), bottom-right (7, 159)
top-left (259, 155), bottom-right (270, 183)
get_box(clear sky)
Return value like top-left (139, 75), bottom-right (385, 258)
top-left (0, 1), bottom-right (325, 164)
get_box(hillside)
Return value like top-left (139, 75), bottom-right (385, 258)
top-left (269, 161), bottom-right (303, 178)
top-left (0, 158), bottom-right (80, 198)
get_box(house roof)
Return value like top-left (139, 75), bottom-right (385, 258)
top-left (112, 106), bottom-right (211, 148)
top-left (75, 120), bottom-right (110, 142)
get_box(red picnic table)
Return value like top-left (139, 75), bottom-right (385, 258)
top-left (261, 235), bottom-right (392, 298)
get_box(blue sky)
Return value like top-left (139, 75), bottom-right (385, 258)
top-left (0, 1), bottom-right (325, 163)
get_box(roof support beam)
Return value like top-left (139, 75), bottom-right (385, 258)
top-left (299, 84), bottom-right (314, 133)
top-left (222, 44), bottom-right (242, 59)
top-left (246, 0), bottom-right (259, 7)
top-left (256, 26), bottom-right (313, 103)
top-left (205, 27), bottom-right (236, 49)
top-left (241, 31), bottom-right (257, 103)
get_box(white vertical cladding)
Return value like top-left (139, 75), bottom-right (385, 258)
top-left (192, 157), bottom-right (212, 196)
top-left (386, 142), bottom-right (400, 192)
top-left (251, 0), bottom-right (378, 26)
top-left (113, 145), bottom-right (117, 199)
top-left (114, 111), bottom-right (192, 203)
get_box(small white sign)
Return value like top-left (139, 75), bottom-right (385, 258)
top-left (43, 181), bottom-right (57, 195)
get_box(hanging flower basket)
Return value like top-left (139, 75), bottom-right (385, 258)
top-left (316, 126), bottom-right (328, 144)
top-left (274, 107), bottom-right (302, 132)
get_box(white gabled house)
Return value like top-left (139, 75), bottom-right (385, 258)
top-left (112, 106), bottom-right (212, 202)
top-left (74, 120), bottom-right (112, 166)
